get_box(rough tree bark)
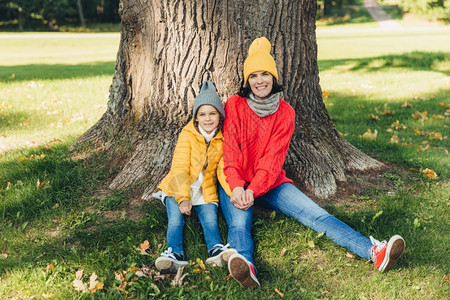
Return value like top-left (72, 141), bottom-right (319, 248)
top-left (73, 0), bottom-right (383, 199)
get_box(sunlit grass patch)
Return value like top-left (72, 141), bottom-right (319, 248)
top-left (0, 76), bottom-right (111, 153)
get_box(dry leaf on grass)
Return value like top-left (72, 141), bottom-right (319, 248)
top-left (322, 91), bottom-right (331, 98)
top-left (73, 270), bottom-right (103, 294)
top-left (139, 240), bottom-right (150, 255)
top-left (411, 111), bottom-right (428, 120)
top-left (390, 135), bottom-right (400, 144)
top-left (432, 114), bottom-right (444, 119)
top-left (274, 287), bottom-right (285, 297)
top-left (370, 114), bottom-right (380, 121)
top-left (135, 265), bottom-right (167, 281)
top-left (391, 120), bottom-right (406, 130)
top-left (46, 263), bottom-right (55, 272)
top-left (359, 129), bottom-right (378, 141)
top-left (422, 168), bottom-right (438, 179)
top-left (171, 266), bottom-right (188, 287)
top-left (0, 253), bottom-right (7, 259)
top-left (401, 100), bottom-right (412, 108)
top-left (89, 272), bottom-right (104, 294)
top-left (345, 252), bottom-right (355, 259)
top-left (73, 270), bottom-right (87, 293)
top-left (42, 293), bottom-right (54, 298)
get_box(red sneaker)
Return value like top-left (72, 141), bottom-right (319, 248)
top-left (370, 235), bottom-right (405, 272)
top-left (228, 253), bottom-right (260, 288)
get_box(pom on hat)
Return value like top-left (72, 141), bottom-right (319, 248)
top-left (243, 37), bottom-right (278, 84)
top-left (192, 81), bottom-right (225, 119)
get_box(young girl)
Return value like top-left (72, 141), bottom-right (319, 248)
top-left (152, 81), bottom-right (236, 274)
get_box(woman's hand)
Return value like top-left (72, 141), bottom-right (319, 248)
top-left (231, 187), bottom-right (254, 210)
top-left (243, 189), bottom-right (254, 209)
top-left (231, 187), bottom-right (245, 209)
top-left (179, 200), bottom-right (192, 215)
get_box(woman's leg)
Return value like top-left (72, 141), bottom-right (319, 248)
top-left (165, 196), bottom-right (185, 256)
top-left (194, 203), bottom-right (223, 252)
top-left (257, 183), bottom-right (373, 259)
top-left (218, 184), bottom-right (256, 267)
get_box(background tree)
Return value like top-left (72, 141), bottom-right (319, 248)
top-left (76, 0), bottom-right (86, 27)
top-left (73, 0), bottom-right (383, 199)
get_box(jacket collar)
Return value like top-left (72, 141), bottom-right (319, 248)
top-left (185, 119), bottom-right (223, 142)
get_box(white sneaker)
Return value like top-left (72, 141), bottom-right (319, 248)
top-left (155, 247), bottom-right (188, 274)
top-left (205, 243), bottom-right (238, 267)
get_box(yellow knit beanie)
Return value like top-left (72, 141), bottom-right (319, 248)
top-left (243, 37), bottom-right (278, 85)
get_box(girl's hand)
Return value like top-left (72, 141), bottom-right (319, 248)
top-left (179, 200), bottom-right (192, 215)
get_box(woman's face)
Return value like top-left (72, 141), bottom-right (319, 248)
top-left (195, 105), bottom-right (220, 134)
top-left (248, 71), bottom-right (273, 98)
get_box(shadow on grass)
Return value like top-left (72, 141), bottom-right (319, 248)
top-left (0, 140), bottom-right (107, 224)
top-left (0, 61), bottom-right (116, 82)
top-left (319, 51), bottom-right (450, 75)
top-left (0, 111), bottom-right (32, 130)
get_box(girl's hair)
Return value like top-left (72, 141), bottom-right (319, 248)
top-left (237, 77), bottom-right (283, 98)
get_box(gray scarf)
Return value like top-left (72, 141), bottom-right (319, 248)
top-left (246, 92), bottom-right (280, 117)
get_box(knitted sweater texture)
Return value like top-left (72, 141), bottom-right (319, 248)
top-left (223, 94), bottom-right (295, 198)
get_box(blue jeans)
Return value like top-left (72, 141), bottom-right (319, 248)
top-left (218, 183), bottom-right (373, 269)
top-left (165, 196), bottom-right (223, 256)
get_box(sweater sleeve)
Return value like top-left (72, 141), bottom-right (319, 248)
top-left (223, 97), bottom-right (246, 191)
top-left (158, 129), bottom-right (192, 203)
top-left (247, 105), bottom-right (295, 197)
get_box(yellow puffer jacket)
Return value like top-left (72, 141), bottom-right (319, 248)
top-left (158, 120), bottom-right (231, 204)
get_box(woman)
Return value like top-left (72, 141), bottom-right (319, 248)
top-left (219, 37), bottom-right (405, 288)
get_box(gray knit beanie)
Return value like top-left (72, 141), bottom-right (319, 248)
top-left (193, 81), bottom-right (225, 119)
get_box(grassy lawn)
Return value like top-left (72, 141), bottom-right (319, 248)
top-left (0, 28), bottom-right (449, 299)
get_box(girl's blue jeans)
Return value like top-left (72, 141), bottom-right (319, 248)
top-left (218, 183), bottom-right (373, 270)
top-left (165, 196), bottom-right (223, 256)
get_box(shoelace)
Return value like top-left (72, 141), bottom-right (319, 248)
top-left (210, 243), bottom-right (232, 256)
top-left (160, 247), bottom-right (177, 260)
top-left (213, 243), bottom-right (231, 251)
top-left (369, 236), bottom-right (387, 261)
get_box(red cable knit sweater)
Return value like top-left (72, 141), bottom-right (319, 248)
top-left (223, 94), bottom-right (295, 198)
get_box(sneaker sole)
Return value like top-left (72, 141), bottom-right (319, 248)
top-left (379, 235), bottom-right (405, 272)
top-left (155, 257), bottom-right (188, 274)
top-left (228, 255), bottom-right (260, 288)
top-left (206, 249), bottom-right (238, 267)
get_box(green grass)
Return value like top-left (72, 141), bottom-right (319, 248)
top-left (1, 28), bottom-right (449, 299)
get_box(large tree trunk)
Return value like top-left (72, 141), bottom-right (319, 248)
top-left (73, 0), bottom-right (383, 199)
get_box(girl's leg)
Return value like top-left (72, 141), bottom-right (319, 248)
top-left (218, 184), bottom-right (256, 266)
top-left (193, 203), bottom-right (223, 252)
top-left (165, 196), bottom-right (185, 256)
top-left (257, 183), bottom-right (373, 259)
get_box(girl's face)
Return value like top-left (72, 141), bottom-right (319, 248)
top-left (248, 71), bottom-right (273, 98)
top-left (195, 105), bottom-right (220, 134)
